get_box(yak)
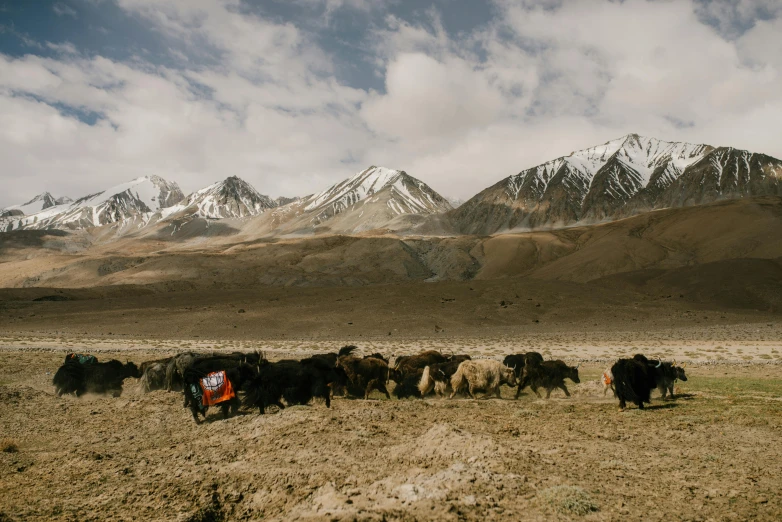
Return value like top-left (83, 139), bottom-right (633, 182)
top-left (337, 346), bottom-right (391, 399)
top-left (242, 358), bottom-right (340, 414)
top-left (610, 355), bottom-right (663, 410)
top-left (166, 351), bottom-right (263, 392)
top-left (393, 368), bottom-right (425, 399)
top-left (139, 358), bottom-right (171, 393)
top-left (183, 358), bottom-right (258, 423)
top-left (389, 350), bottom-right (447, 384)
top-left (519, 360), bottom-right (580, 399)
top-left (655, 361), bottom-right (688, 399)
top-left (449, 359), bottom-right (517, 399)
top-left (642, 358), bottom-right (688, 400)
top-left (503, 351), bottom-right (544, 398)
top-left (165, 352), bottom-right (199, 392)
top-left (417, 358), bottom-right (470, 398)
top-left (53, 358), bottom-right (141, 397)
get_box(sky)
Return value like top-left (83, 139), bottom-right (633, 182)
top-left (1, 0), bottom-right (781, 208)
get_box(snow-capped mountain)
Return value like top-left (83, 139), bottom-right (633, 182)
top-left (451, 134), bottom-right (781, 233)
top-left (0, 192), bottom-right (60, 218)
top-left (303, 166), bottom-right (452, 225)
top-left (162, 176), bottom-right (276, 220)
top-left (2, 176), bottom-right (184, 232)
top-left (256, 166), bottom-right (452, 235)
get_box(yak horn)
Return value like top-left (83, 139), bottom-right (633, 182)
top-left (681, 362), bottom-right (687, 368)
top-left (575, 363), bottom-right (580, 369)
top-left (672, 359), bottom-right (676, 367)
top-left (655, 360), bottom-right (662, 368)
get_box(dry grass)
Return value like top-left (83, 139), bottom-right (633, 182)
top-left (1, 438), bottom-right (18, 453)
top-left (539, 485), bottom-right (599, 516)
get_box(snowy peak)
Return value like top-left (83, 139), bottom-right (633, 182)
top-left (452, 134), bottom-right (779, 233)
top-left (3, 176), bottom-right (185, 232)
top-left (172, 176), bottom-right (276, 220)
top-left (304, 166), bottom-right (404, 214)
top-left (1, 192), bottom-right (57, 217)
top-left (303, 166), bottom-right (451, 223)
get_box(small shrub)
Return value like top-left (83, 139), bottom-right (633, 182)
top-left (539, 485), bottom-right (598, 516)
top-left (1, 439), bottom-right (19, 453)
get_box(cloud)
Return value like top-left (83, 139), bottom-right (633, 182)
top-left (1, 0), bottom-right (781, 210)
top-left (53, 2), bottom-right (78, 18)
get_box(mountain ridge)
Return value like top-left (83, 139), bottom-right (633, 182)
top-left (450, 133), bottom-right (781, 233)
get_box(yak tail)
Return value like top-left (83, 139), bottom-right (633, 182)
top-left (450, 364), bottom-right (467, 395)
top-left (418, 366), bottom-right (434, 396)
top-left (338, 345), bottom-right (357, 357)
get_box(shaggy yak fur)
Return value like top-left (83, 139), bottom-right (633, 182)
top-left (610, 354), bottom-right (662, 410)
top-left (165, 352), bottom-right (199, 392)
top-left (139, 358), bottom-right (171, 393)
top-left (242, 358), bottom-right (340, 414)
top-left (389, 350), bottom-right (447, 383)
top-left (183, 358), bottom-right (258, 423)
top-left (417, 358), bottom-right (471, 397)
top-left (503, 352), bottom-right (544, 398)
top-left (449, 359), bottom-right (517, 399)
top-left (53, 359), bottom-right (141, 397)
top-left (519, 360), bottom-right (580, 399)
top-left (337, 346), bottom-right (391, 399)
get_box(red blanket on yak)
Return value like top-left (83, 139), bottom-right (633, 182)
top-left (199, 371), bottom-right (235, 406)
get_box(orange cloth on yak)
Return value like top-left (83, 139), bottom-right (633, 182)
top-left (199, 371), bottom-right (235, 406)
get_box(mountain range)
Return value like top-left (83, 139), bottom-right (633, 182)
top-left (2, 134), bottom-right (781, 238)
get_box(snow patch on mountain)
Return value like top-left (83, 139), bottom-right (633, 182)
top-left (302, 166), bottom-right (451, 225)
top-left (503, 134), bottom-right (710, 204)
top-left (164, 176), bottom-right (276, 220)
top-left (3, 176), bottom-right (184, 232)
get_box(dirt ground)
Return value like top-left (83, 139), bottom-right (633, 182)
top-left (1, 338), bottom-right (781, 522)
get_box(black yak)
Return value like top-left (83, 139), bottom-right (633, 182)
top-left (611, 355), bottom-right (663, 410)
top-left (503, 351), bottom-right (544, 398)
top-left (53, 359), bottom-right (141, 397)
top-left (389, 350), bottom-right (447, 384)
top-left (393, 368), bottom-right (424, 399)
top-left (638, 357), bottom-right (688, 400)
top-left (183, 358), bottom-right (258, 424)
top-left (519, 360), bottom-right (580, 399)
top-left (337, 346), bottom-right (391, 399)
top-left (242, 358), bottom-right (340, 414)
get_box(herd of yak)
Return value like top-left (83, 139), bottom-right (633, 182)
top-left (51, 347), bottom-right (688, 423)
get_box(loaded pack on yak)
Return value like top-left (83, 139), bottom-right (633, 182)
top-left (65, 352), bottom-right (97, 365)
top-left (183, 357), bottom-right (257, 424)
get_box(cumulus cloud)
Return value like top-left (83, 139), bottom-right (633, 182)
top-left (1, 0), bottom-right (781, 209)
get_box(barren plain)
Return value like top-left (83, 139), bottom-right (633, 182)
top-left (1, 197), bottom-right (781, 521)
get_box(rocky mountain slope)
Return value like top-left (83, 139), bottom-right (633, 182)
top-left (160, 176), bottom-right (276, 221)
top-left (2, 176), bottom-right (184, 232)
top-left (452, 134), bottom-right (782, 234)
top-left (259, 166), bottom-right (453, 235)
